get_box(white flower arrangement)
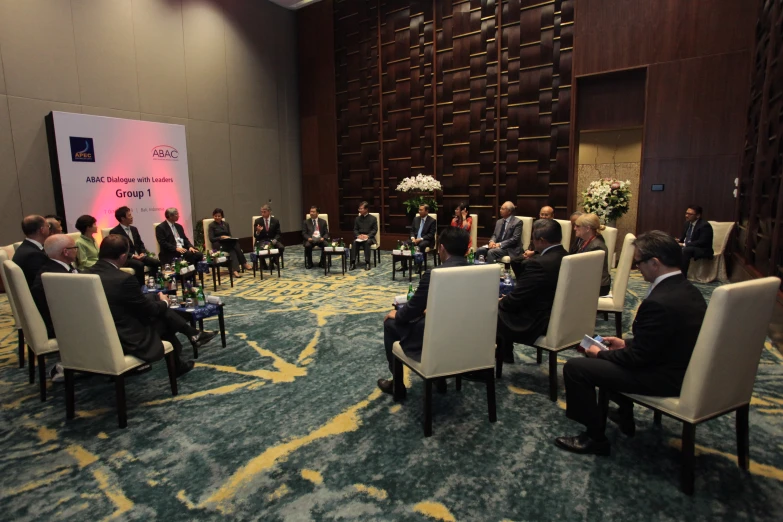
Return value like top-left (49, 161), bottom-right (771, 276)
top-left (396, 174), bottom-right (442, 213)
top-left (582, 178), bottom-right (632, 223)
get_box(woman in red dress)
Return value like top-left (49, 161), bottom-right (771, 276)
top-left (450, 202), bottom-right (473, 248)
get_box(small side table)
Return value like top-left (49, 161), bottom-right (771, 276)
top-left (198, 257), bottom-right (233, 291)
top-left (250, 251), bottom-right (282, 279)
top-left (171, 303), bottom-right (226, 358)
top-left (391, 251), bottom-right (419, 281)
top-left (323, 247), bottom-right (348, 275)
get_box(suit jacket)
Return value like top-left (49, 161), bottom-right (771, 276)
top-left (411, 215), bottom-right (436, 242)
top-left (490, 216), bottom-right (523, 257)
top-left (682, 219), bottom-right (714, 256)
top-left (353, 214), bottom-right (378, 244)
top-left (394, 255), bottom-right (469, 353)
top-left (88, 259), bottom-right (168, 362)
top-left (12, 240), bottom-right (49, 288)
top-left (208, 220), bottom-right (235, 248)
top-left (31, 259), bottom-right (74, 338)
top-left (155, 221), bottom-right (194, 264)
top-left (598, 274), bottom-right (707, 390)
top-left (254, 216), bottom-right (282, 245)
top-left (109, 224), bottom-right (148, 256)
top-left (302, 217), bottom-right (329, 243)
top-left (498, 245), bottom-right (568, 344)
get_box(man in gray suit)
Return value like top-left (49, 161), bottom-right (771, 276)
top-left (476, 201), bottom-right (522, 263)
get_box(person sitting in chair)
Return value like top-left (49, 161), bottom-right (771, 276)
top-left (254, 204), bottom-right (284, 270)
top-left (475, 201), bottom-right (522, 263)
top-left (155, 208), bottom-right (203, 266)
top-left (409, 204), bottom-right (436, 253)
top-left (572, 213), bottom-right (612, 296)
top-left (13, 215), bottom-right (50, 287)
top-left (302, 206), bottom-right (329, 269)
top-left (678, 205), bottom-right (713, 274)
top-left (209, 208), bottom-right (251, 278)
top-left (111, 206), bottom-right (161, 286)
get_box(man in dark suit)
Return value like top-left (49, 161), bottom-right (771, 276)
top-left (476, 201), bottom-right (523, 263)
top-left (408, 204), bottom-right (437, 253)
top-left (351, 201), bottom-right (377, 271)
top-left (13, 215), bottom-right (51, 287)
top-left (31, 234), bottom-right (79, 339)
top-left (377, 226), bottom-right (470, 395)
top-left (496, 219), bottom-right (567, 364)
top-left (678, 205), bottom-right (713, 274)
top-left (555, 231), bottom-right (707, 455)
top-left (521, 205), bottom-right (555, 259)
top-left (110, 206), bottom-right (161, 285)
top-left (254, 204), bottom-right (284, 270)
top-left (155, 208), bottom-right (203, 266)
top-left (302, 206), bottom-right (329, 269)
top-left (89, 235), bottom-right (216, 377)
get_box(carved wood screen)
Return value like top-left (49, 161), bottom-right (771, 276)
top-left (736, 0), bottom-right (783, 283)
top-left (335, 0), bottom-right (574, 236)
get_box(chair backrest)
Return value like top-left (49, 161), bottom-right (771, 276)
top-left (2, 260), bottom-right (48, 351)
top-left (66, 231), bottom-right (80, 242)
top-left (371, 212), bottom-right (381, 246)
top-left (709, 221), bottom-right (735, 256)
top-left (202, 218), bottom-right (215, 251)
top-left (518, 216), bottom-right (534, 249)
top-left (42, 273), bottom-right (130, 374)
top-left (252, 215), bottom-right (261, 237)
top-left (537, 250), bottom-right (604, 349)
top-left (602, 226), bottom-right (618, 268)
top-left (0, 250), bottom-right (22, 328)
top-left (469, 213), bottom-right (478, 250)
top-left (13, 241), bottom-right (22, 251)
top-left (608, 233), bottom-right (636, 308)
top-left (555, 219), bottom-right (571, 250)
top-left (304, 214), bottom-right (330, 231)
top-left (1, 244), bottom-right (15, 260)
top-left (420, 265), bottom-right (500, 375)
top-left (678, 277), bottom-right (779, 420)
top-left (100, 228), bottom-right (112, 239)
top-left (152, 222), bottom-right (161, 254)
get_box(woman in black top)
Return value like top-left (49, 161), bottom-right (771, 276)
top-left (573, 213), bottom-right (612, 296)
top-left (208, 208), bottom-right (251, 277)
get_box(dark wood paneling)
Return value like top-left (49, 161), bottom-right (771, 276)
top-left (576, 68), bottom-right (646, 131)
top-left (574, 0), bottom-right (758, 76)
top-left (298, 0), bottom-right (340, 223)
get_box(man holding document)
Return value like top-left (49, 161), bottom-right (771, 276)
top-left (555, 231), bottom-right (707, 455)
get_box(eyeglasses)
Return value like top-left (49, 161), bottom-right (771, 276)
top-left (634, 255), bottom-right (654, 265)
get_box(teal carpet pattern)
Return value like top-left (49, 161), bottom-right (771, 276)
top-left (1, 246), bottom-right (782, 521)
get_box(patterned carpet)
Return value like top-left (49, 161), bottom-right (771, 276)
top-left (1, 246), bottom-right (782, 521)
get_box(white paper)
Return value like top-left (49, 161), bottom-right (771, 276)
top-left (579, 334), bottom-right (608, 351)
top-left (217, 257), bottom-right (227, 263)
top-left (270, 249), bottom-right (279, 254)
top-left (355, 238), bottom-right (366, 243)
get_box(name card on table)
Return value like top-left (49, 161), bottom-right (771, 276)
top-left (217, 257), bottom-right (227, 263)
top-left (188, 265), bottom-right (195, 272)
top-left (334, 247), bottom-right (345, 252)
top-left (270, 249), bottom-right (279, 254)
top-left (392, 249), bottom-right (401, 255)
top-left (180, 268), bottom-right (189, 275)
top-left (324, 247), bottom-right (334, 252)
top-left (403, 250), bottom-right (412, 256)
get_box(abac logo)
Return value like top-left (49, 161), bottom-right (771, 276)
top-left (152, 145), bottom-right (179, 161)
top-left (69, 137), bottom-right (95, 162)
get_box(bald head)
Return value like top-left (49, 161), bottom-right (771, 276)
top-left (21, 215), bottom-right (49, 241)
top-left (44, 234), bottom-right (76, 264)
top-left (539, 206), bottom-right (554, 219)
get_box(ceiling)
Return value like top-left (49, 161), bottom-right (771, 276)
top-left (267, 0), bottom-right (322, 10)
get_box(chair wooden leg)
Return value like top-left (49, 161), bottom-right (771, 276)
top-left (736, 404), bottom-right (749, 470)
top-left (602, 312), bottom-right (609, 321)
top-left (681, 422), bottom-right (696, 495)
top-left (598, 388), bottom-right (609, 435)
top-left (548, 351), bottom-right (558, 402)
top-left (65, 369), bottom-right (75, 419)
top-left (38, 354), bottom-right (47, 402)
top-left (18, 329), bottom-right (25, 368)
top-left (456, 376), bottom-right (462, 392)
top-left (614, 312), bottom-right (623, 337)
top-left (115, 375), bottom-right (128, 429)
top-left (654, 411), bottom-right (662, 425)
top-left (165, 352), bottom-right (179, 396)
top-left (424, 379), bottom-right (433, 437)
top-left (536, 348), bottom-right (542, 364)
top-left (28, 347), bottom-right (34, 384)
top-left (486, 369), bottom-right (497, 423)
top-left (393, 358), bottom-right (405, 402)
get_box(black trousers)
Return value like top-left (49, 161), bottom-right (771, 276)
top-left (304, 239), bottom-right (327, 263)
top-left (351, 240), bottom-right (373, 265)
top-left (406, 239), bottom-right (433, 253)
top-left (153, 309), bottom-right (200, 371)
top-left (383, 318), bottom-right (421, 375)
top-left (126, 255), bottom-right (161, 286)
top-left (217, 239), bottom-right (247, 272)
top-left (563, 357), bottom-right (681, 440)
top-left (681, 246), bottom-right (712, 273)
top-left (258, 241), bottom-right (284, 268)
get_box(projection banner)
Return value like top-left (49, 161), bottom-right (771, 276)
top-left (46, 111), bottom-right (193, 249)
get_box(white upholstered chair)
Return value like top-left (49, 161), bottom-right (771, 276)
top-left (13, 241), bottom-right (22, 251)
top-left (152, 222), bottom-right (161, 255)
top-left (100, 228), bottom-right (111, 239)
top-left (500, 251), bottom-right (604, 401)
top-left (393, 264), bottom-right (499, 437)
top-left (469, 213), bottom-right (478, 254)
top-left (602, 226), bottom-right (618, 268)
top-left (555, 219), bottom-right (571, 251)
top-left (2, 260), bottom-right (59, 401)
top-left (303, 213), bottom-right (330, 264)
top-left (0, 249), bottom-right (25, 368)
top-left (597, 233), bottom-right (636, 336)
top-left (600, 277), bottom-right (779, 494)
top-left (423, 213), bottom-right (437, 267)
top-left (370, 212), bottom-right (381, 266)
top-left (500, 215), bottom-right (534, 267)
top-left (42, 273), bottom-right (179, 428)
top-left (66, 231), bottom-right (80, 242)
top-left (252, 214), bottom-right (285, 268)
top-left (687, 221), bottom-right (734, 283)
top-left (202, 218), bottom-right (215, 251)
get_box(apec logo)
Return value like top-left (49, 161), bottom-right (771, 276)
top-left (152, 145), bottom-right (179, 161)
top-left (69, 137), bottom-right (95, 162)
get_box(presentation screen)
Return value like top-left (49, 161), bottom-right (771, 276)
top-left (47, 111), bottom-right (193, 251)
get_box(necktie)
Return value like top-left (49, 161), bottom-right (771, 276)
top-left (265, 219), bottom-right (270, 231)
top-left (686, 223), bottom-right (694, 244)
top-left (313, 219), bottom-right (318, 232)
top-left (499, 219), bottom-right (507, 241)
top-left (417, 217), bottom-right (425, 239)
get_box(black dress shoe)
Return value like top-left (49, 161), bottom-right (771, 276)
top-left (503, 352), bottom-right (515, 364)
top-left (191, 331), bottom-right (217, 349)
top-left (607, 408), bottom-right (636, 437)
top-left (365, 263), bottom-right (370, 271)
top-left (176, 360), bottom-right (195, 378)
top-left (318, 259), bottom-right (325, 268)
top-left (349, 262), bottom-right (356, 271)
top-left (377, 378), bottom-right (394, 394)
top-left (554, 433), bottom-right (610, 456)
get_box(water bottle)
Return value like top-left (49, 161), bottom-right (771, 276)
top-left (478, 255), bottom-right (485, 264)
top-left (504, 269), bottom-right (512, 285)
top-left (197, 285), bottom-right (206, 307)
top-left (407, 282), bottom-right (414, 301)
